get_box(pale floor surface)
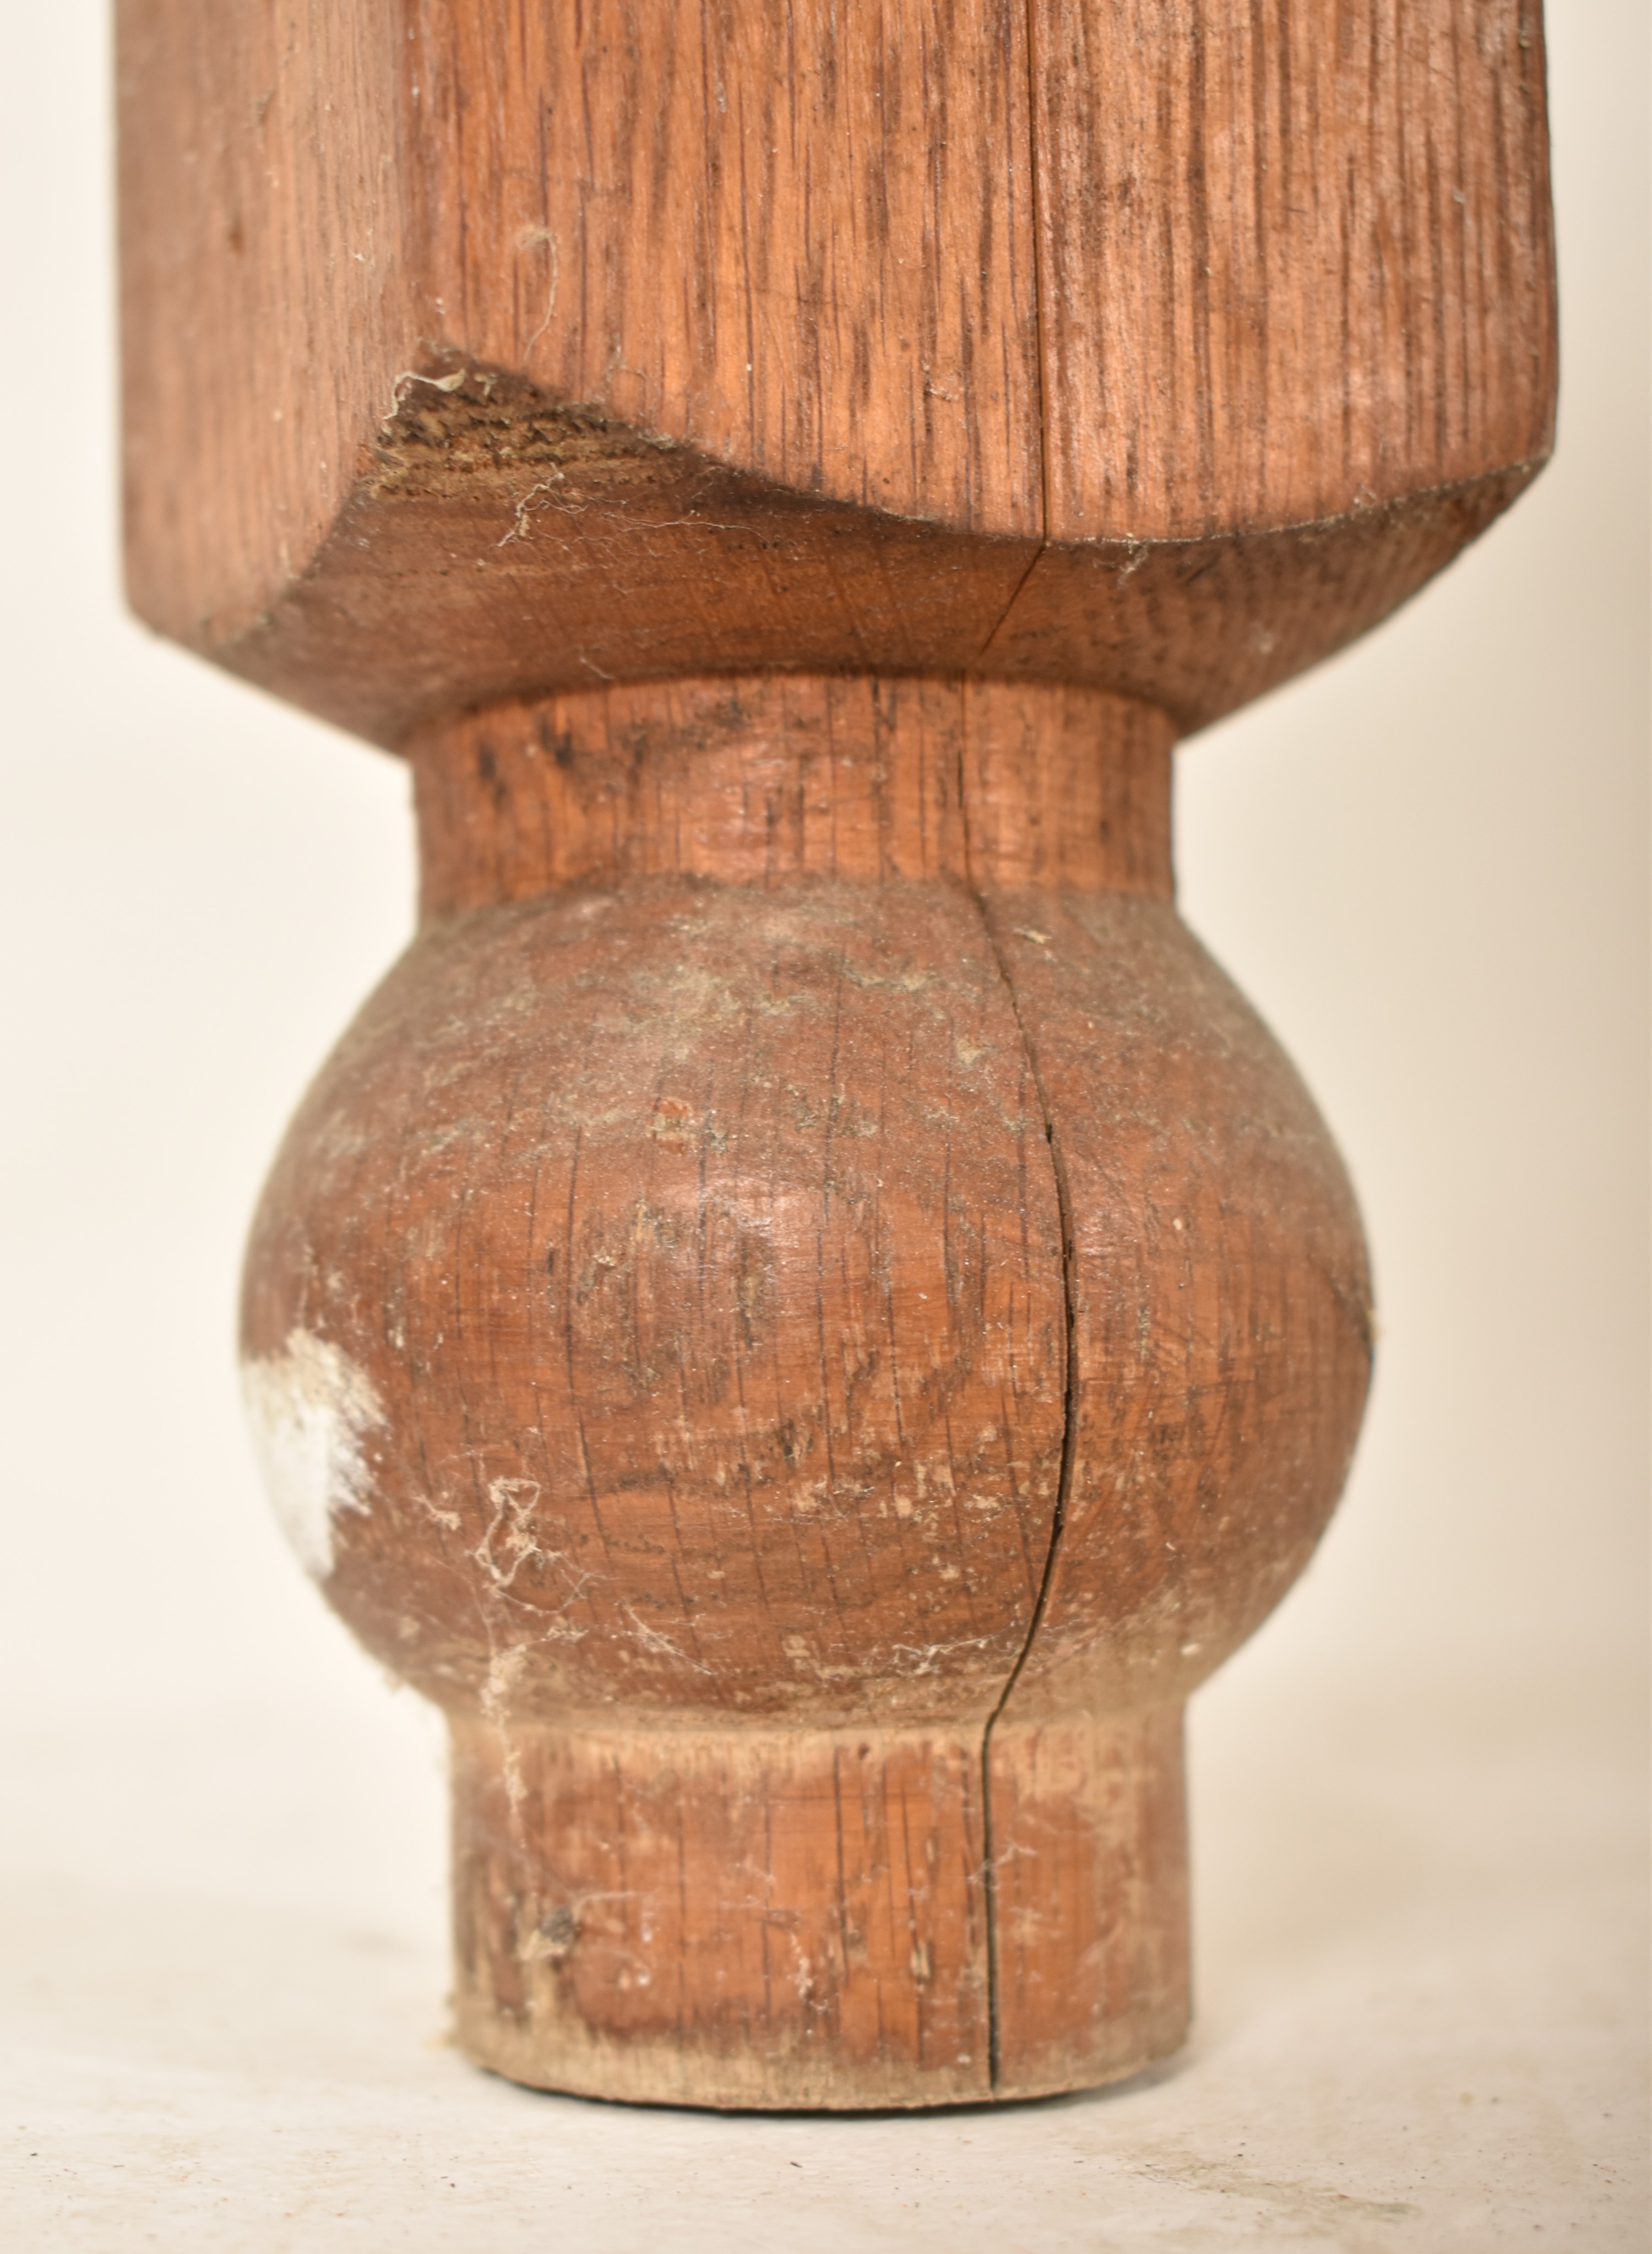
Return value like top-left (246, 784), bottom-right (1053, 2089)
top-left (2, 1671), bottom-right (1644, 2254)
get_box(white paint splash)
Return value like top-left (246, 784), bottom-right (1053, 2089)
top-left (240, 1329), bottom-right (385, 1580)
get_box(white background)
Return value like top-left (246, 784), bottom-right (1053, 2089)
top-left (1, 3), bottom-right (1645, 2247)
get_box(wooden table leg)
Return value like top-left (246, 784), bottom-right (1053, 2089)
top-left (120, 2), bottom-right (1556, 2108)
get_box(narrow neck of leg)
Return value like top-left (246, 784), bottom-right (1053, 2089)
top-left (407, 675), bottom-right (1177, 917)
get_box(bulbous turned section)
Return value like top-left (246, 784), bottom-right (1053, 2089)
top-left (240, 675), bottom-right (1372, 2108)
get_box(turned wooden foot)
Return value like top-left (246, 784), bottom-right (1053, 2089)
top-left (239, 677), bottom-right (1367, 2103)
top-left (449, 1705), bottom-right (1187, 2108)
top-left (121, 0), bottom-right (1555, 2109)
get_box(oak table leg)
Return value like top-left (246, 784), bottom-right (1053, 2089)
top-left (121, 2), bottom-right (1556, 2109)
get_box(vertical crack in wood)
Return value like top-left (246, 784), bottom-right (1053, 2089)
top-left (959, 710), bottom-right (1079, 2100)
top-left (974, 37), bottom-right (1071, 2067)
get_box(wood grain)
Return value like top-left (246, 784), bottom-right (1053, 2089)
top-left (123, 0), bottom-right (1551, 2112)
top-left (117, 1), bottom-right (415, 653)
top-left (119, 1), bottom-right (1556, 743)
top-left (241, 677), bottom-right (1369, 2100)
top-left (1029, 0), bottom-right (1557, 541)
top-left (986, 1706), bottom-right (1189, 2100)
top-left (247, 682), bottom-right (1073, 1737)
top-left (450, 1717), bottom-right (995, 2108)
top-left (406, 0), bottom-right (1044, 533)
top-left (979, 889), bottom-right (1372, 1724)
top-left (411, 672), bottom-right (1174, 911)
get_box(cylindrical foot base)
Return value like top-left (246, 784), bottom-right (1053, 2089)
top-left (449, 1707), bottom-right (1188, 2110)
